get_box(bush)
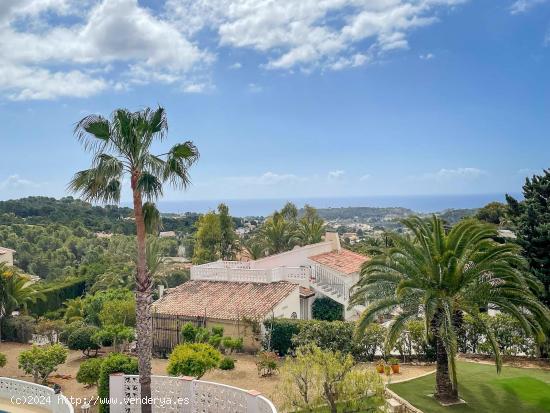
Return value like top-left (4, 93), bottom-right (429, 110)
top-left (35, 318), bottom-right (65, 344)
top-left (98, 353), bottom-right (138, 413)
top-left (219, 356), bottom-right (235, 370)
top-left (77, 357), bottom-right (103, 387)
top-left (99, 299), bottom-right (136, 327)
top-left (312, 297), bottom-right (344, 321)
top-left (93, 324), bottom-right (135, 353)
top-left (167, 343), bottom-right (221, 378)
top-left (68, 325), bottom-right (101, 357)
top-left (18, 343), bottom-right (68, 384)
top-left (256, 351), bottom-right (279, 377)
top-left (211, 326), bottom-right (224, 336)
top-left (292, 320), bottom-right (356, 355)
top-left (1, 316), bottom-right (36, 343)
top-left (354, 323), bottom-right (386, 361)
top-left (180, 323), bottom-right (198, 343)
top-left (264, 318), bottom-right (303, 355)
top-left (0, 352), bottom-right (6, 368)
top-left (59, 320), bottom-right (86, 344)
top-left (222, 337), bottom-right (243, 354)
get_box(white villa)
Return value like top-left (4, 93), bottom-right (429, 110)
top-left (152, 233), bottom-right (368, 352)
top-left (0, 246), bottom-right (15, 266)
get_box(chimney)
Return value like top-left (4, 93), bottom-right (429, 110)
top-left (158, 284), bottom-right (165, 299)
top-left (324, 232), bottom-right (341, 252)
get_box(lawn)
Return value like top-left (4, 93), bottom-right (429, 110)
top-left (389, 361), bottom-right (550, 413)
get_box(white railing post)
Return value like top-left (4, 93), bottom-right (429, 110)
top-left (180, 376), bottom-right (195, 412)
top-left (109, 374), bottom-right (125, 413)
top-left (246, 390), bottom-right (263, 413)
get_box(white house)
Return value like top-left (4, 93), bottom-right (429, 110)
top-left (0, 247), bottom-right (15, 266)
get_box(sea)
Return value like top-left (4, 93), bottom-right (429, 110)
top-left (155, 193), bottom-right (521, 217)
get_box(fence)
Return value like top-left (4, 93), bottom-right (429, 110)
top-left (152, 313), bottom-right (206, 357)
top-left (0, 377), bottom-right (74, 413)
top-left (109, 374), bottom-right (277, 413)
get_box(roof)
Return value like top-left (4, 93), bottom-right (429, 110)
top-left (309, 249), bottom-right (368, 275)
top-left (299, 286), bottom-right (315, 298)
top-left (152, 280), bottom-right (298, 321)
top-left (0, 247), bottom-right (15, 254)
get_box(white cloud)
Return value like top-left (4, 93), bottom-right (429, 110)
top-left (229, 62), bottom-right (242, 69)
top-left (359, 174), bottom-right (371, 181)
top-left (419, 53), bottom-right (435, 60)
top-left (0, 175), bottom-right (40, 189)
top-left (509, 0), bottom-right (548, 14)
top-left (411, 167), bottom-right (487, 182)
top-left (0, 0), bottom-right (466, 99)
top-left (328, 170), bottom-right (346, 180)
top-left (0, 0), bottom-right (212, 100)
top-left (167, 0), bottom-right (466, 71)
top-left (248, 83), bottom-right (263, 93)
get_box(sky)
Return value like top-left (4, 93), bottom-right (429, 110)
top-left (0, 0), bottom-right (549, 205)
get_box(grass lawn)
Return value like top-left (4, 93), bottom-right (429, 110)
top-left (389, 361), bottom-right (550, 413)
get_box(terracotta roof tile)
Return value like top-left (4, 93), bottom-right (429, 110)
top-left (299, 286), bottom-right (315, 298)
top-left (152, 280), bottom-right (297, 321)
top-left (309, 249), bottom-right (368, 275)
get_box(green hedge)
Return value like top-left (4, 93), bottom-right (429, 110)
top-left (28, 277), bottom-right (87, 316)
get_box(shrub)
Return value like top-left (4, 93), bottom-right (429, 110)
top-left (256, 351), bottom-right (279, 377)
top-left (388, 357), bottom-right (400, 365)
top-left (68, 325), bottom-right (101, 357)
top-left (278, 344), bottom-right (384, 412)
top-left (354, 323), bottom-right (386, 361)
top-left (35, 318), bottom-right (65, 344)
top-left (219, 356), bottom-right (235, 370)
top-left (59, 320), bottom-right (86, 343)
top-left (0, 352), bottom-right (6, 368)
top-left (195, 327), bottom-right (211, 343)
top-left (312, 297), bottom-right (344, 321)
top-left (18, 344), bottom-right (68, 384)
top-left (292, 320), bottom-right (355, 355)
top-left (167, 343), bottom-right (221, 378)
top-left (99, 299), bottom-right (136, 327)
top-left (1, 316), bottom-right (36, 343)
top-left (180, 323), bottom-right (198, 343)
top-left (222, 337), bottom-right (243, 354)
top-left (93, 324), bottom-right (135, 352)
top-left (76, 357), bottom-right (103, 387)
top-left (211, 326), bottom-right (224, 336)
top-left (264, 318), bottom-right (303, 355)
top-left (98, 353), bottom-right (138, 413)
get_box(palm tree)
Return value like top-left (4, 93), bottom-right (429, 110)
top-left (350, 216), bottom-right (549, 403)
top-left (69, 107), bottom-right (199, 412)
top-left (296, 204), bottom-right (325, 245)
top-left (0, 263), bottom-right (44, 340)
top-left (260, 211), bottom-right (297, 254)
top-left (63, 297), bottom-right (85, 323)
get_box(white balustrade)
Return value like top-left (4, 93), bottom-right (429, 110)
top-left (109, 374), bottom-right (277, 413)
top-left (191, 262), bottom-right (311, 285)
top-left (0, 377), bottom-right (74, 413)
top-left (311, 264), bottom-right (352, 303)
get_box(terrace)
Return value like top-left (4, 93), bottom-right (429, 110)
top-left (0, 377), bottom-right (73, 413)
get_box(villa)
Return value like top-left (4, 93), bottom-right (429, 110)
top-left (0, 246), bottom-right (15, 266)
top-left (151, 232), bottom-right (369, 353)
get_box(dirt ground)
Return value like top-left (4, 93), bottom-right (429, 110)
top-left (0, 342), bottom-right (435, 412)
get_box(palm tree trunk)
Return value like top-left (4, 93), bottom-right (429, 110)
top-left (132, 180), bottom-right (153, 413)
top-left (434, 334), bottom-right (459, 403)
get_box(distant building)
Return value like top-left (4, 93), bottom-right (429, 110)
top-left (497, 229), bottom-right (517, 239)
top-left (159, 231), bottom-right (177, 238)
top-left (0, 247), bottom-right (15, 266)
top-left (95, 232), bottom-right (113, 239)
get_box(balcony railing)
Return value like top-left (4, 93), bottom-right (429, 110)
top-left (191, 261), bottom-right (310, 285)
top-left (311, 263), bottom-right (354, 303)
top-left (109, 374), bottom-right (277, 413)
top-left (0, 377), bottom-right (74, 413)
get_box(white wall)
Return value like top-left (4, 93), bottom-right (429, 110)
top-left (252, 239), bottom-right (336, 270)
top-left (270, 287), bottom-right (300, 319)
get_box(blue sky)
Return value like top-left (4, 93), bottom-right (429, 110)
top-left (0, 0), bottom-right (549, 203)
